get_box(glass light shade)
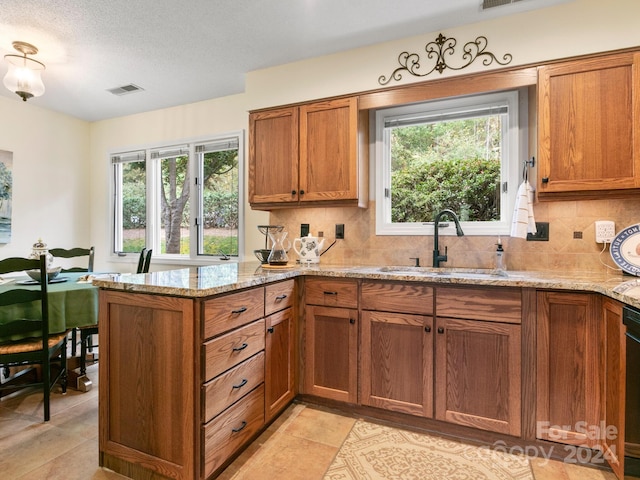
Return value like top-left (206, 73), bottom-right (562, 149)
top-left (3, 55), bottom-right (45, 101)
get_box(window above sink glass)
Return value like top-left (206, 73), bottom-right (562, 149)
top-left (374, 89), bottom-right (528, 237)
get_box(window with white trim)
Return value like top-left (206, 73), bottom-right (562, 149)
top-left (375, 90), bottom-right (527, 236)
top-left (112, 132), bottom-right (243, 260)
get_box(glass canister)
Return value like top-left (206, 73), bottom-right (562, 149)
top-left (267, 230), bottom-right (290, 265)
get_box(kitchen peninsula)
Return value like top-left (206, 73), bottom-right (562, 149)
top-left (94, 263), bottom-right (640, 480)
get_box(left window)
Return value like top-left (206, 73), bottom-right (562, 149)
top-left (112, 132), bottom-right (243, 261)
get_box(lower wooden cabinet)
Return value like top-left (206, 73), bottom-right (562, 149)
top-left (304, 304), bottom-right (358, 403)
top-left (434, 316), bottom-right (521, 436)
top-left (603, 297), bottom-right (625, 478)
top-left (203, 385), bottom-right (265, 478)
top-left (360, 310), bottom-right (433, 416)
top-left (536, 291), bottom-right (603, 448)
top-left (265, 308), bottom-right (295, 422)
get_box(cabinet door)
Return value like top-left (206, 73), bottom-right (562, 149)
top-left (538, 52), bottom-right (640, 194)
top-left (435, 317), bottom-right (521, 436)
top-left (603, 298), bottom-right (625, 478)
top-left (299, 97), bottom-right (359, 202)
top-left (249, 106), bottom-right (299, 204)
top-left (304, 304), bottom-right (358, 403)
top-left (99, 291), bottom-right (197, 480)
top-left (361, 311), bottom-right (433, 417)
top-left (265, 308), bottom-right (295, 422)
top-left (536, 291), bottom-right (603, 447)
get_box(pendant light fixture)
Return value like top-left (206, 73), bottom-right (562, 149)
top-left (3, 41), bottom-right (45, 102)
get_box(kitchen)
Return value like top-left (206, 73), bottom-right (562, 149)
top-left (2, 0), bottom-right (640, 479)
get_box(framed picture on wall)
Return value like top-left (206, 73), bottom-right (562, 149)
top-left (0, 150), bottom-right (13, 244)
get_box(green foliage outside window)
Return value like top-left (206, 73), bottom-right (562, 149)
top-left (389, 118), bottom-right (502, 223)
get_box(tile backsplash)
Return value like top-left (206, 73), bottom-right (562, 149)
top-left (269, 198), bottom-right (640, 273)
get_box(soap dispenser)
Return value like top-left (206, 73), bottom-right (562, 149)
top-left (495, 237), bottom-right (506, 272)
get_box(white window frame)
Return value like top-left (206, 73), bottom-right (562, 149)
top-left (110, 132), bottom-right (244, 264)
top-left (374, 89), bottom-right (527, 236)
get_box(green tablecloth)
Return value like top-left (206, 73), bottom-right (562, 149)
top-left (0, 272), bottom-right (98, 339)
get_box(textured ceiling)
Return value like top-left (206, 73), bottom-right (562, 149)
top-left (0, 0), bottom-right (569, 121)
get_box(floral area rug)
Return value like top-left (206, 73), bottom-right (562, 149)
top-left (323, 420), bottom-right (534, 480)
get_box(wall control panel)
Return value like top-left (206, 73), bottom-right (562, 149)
top-left (595, 220), bottom-right (616, 243)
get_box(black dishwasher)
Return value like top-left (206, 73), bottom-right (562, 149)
top-left (625, 305), bottom-right (640, 475)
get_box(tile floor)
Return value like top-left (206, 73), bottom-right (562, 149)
top-left (0, 364), bottom-right (626, 479)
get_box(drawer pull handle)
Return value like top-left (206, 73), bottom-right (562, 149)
top-left (424, 326), bottom-right (431, 333)
top-left (267, 326), bottom-right (274, 333)
top-left (323, 291), bottom-right (338, 295)
top-left (232, 421), bottom-right (247, 433)
top-left (232, 378), bottom-right (248, 389)
top-left (231, 306), bottom-right (248, 314)
top-left (232, 342), bottom-right (249, 351)
top-left (275, 294), bottom-right (287, 301)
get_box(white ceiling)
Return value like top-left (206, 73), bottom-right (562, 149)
top-left (0, 0), bottom-right (569, 122)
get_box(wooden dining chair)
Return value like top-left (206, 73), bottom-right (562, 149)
top-left (137, 248), bottom-right (153, 273)
top-left (49, 246), bottom-right (96, 373)
top-left (0, 255), bottom-right (68, 421)
top-left (49, 246), bottom-right (94, 273)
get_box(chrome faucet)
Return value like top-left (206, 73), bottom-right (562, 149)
top-left (432, 209), bottom-right (465, 268)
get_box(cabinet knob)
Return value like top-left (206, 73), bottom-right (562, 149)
top-left (437, 327), bottom-right (445, 334)
top-left (291, 190), bottom-right (297, 195)
top-left (542, 177), bottom-right (549, 183)
top-left (349, 318), bottom-right (355, 324)
top-left (299, 189), bottom-right (305, 195)
top-left (424, 326), bottom-right (431, 333)
top-left (267, 326), bottom-right (274, 333)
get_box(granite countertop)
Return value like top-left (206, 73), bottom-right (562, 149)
top-left (92, 262), bottom-right (640, 309)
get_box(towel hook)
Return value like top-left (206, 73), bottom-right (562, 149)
top-left (522, 156), bottom-right (535, 182)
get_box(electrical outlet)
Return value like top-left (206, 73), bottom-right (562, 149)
top-left (595, 220), bottom-right (615, 243)
top-left (301, 223), bottom-right (310, 237)
top-left (335, 224), bottom-right (345, 239)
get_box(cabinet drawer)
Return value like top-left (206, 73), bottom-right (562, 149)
top-left (305, 277), bottom-right (358, 308)
top-left (203, 384), bottom-right (265, 478)
top-left (203, 351), bottom-right (265, 423)
top-left (361, 281), bottom-right (433, 315)
top-left (203, 288), bottom-right (265, 339)
top-left (436, 286), bottom-right (521, 324)
top-left (265, 279), bottom-right (295, 316)
top-left (204, 319), bottom-right (265, 380)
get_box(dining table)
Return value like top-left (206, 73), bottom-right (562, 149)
top-left (0, 271), bottom-right (101, 391)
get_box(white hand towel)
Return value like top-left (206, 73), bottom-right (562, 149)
top-left (510, 180), bottom-right (537, 239)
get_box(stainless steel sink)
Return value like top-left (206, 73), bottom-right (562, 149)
top-left (377, 266), bottom-right (517, 279)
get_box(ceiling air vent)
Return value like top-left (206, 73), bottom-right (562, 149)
top-left (107, 84), bottom-right (144, 96)
top-left (482, 0), bottom-right (523, 9)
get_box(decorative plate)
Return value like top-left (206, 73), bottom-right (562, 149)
top-left (610, 224), bottom-right (640, 275)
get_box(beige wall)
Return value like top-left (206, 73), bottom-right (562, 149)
top-left (3, 0), bottom-right (639, 273)
top-left (0, 96), bottom-right (90, 259)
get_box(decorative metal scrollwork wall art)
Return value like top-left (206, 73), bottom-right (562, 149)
top-left (378, 33), bottom-right (513, 85)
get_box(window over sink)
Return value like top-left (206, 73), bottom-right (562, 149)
top-left (111, 132), bottom-right (243, 261)
top-left (374, 89), bottom-right (527, 236)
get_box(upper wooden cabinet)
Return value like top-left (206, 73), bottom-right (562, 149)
top-left (249, 97), bottom-right (368, 209)
top-left (538, 52), bottom-right (640, 195)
